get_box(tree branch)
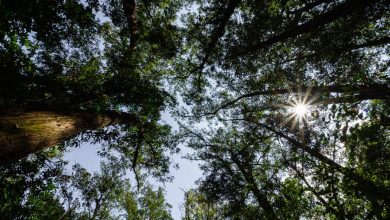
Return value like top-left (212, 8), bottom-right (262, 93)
top-left (207, 84), bottom-right (390, 115)
top-left (290, 0), bottom-right (332, 16)
top-left (194, 0), bottom-right (240, 93)
top-left (132, 127), bottom-right (144, 190)
top-left (198, 0), bottom-right (240, 71)
top-left (230, 152), bottom-right (277, 219)
top-left (273, 36), bottom-right (390, 66)
top-left (251, 119), bottom-right (390, 205)
top-left (122, 0), bottom-right (138, 51)
top-left (232, 0), bottom-right (377, 57)
top-left (286, 159), bottom-right (341, 217)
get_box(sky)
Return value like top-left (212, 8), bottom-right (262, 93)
top-left (64, 110), bottom-right (203, 220)
top-left (63, 3), bottom-right (203, 219)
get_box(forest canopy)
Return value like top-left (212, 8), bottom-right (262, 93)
top-left (0, 0), bottom-right (389, 219)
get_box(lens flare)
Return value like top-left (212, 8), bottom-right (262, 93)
top-left (281, 99), bottom-right (312, 130)
top-left (294, 103), bottom-right (308, 118)
top-left (276, 87), bottom-right (319, 136)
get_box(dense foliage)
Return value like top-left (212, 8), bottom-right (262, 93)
top-left (1, 0), bottom-right (179, 218)
top-left (177, 0), bottom-right (390, 219)
top-left (0, 150), bottom-right (174, 219)
top-left (1, 0), bottom-right (389, 219)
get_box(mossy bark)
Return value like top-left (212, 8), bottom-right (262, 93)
top-left (0, 109), bottom-right (138, 165)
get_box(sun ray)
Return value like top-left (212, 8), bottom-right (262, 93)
top-left (278, 113), bottom-right (296, 128)
top-left (276, 85), bottom-right (320, 133)
top-left (290, 117), bottom-right (298, 131)
top-left (302, 86), bottom-right (313, 105)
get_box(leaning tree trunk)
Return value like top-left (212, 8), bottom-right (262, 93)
top-left (0, 108), bottom-right (139, 165)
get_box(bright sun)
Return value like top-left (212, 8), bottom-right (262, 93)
top-left (294, 103), bottom-right (308, 117)
top-left (279, 99), bottom-right (312, 131)
top-left (278, 88), bottom-right (317, 130)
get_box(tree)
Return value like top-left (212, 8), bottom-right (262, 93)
top-left (0, 149), bottom-right (67, 219)
top-left (0, 1), bottom-right (181, 218)
top-left (177, 0), bottom-right (389, 104)
top-left (0, 151), bottom-right (174, 219)
top-left (176, 0), bottom-right (390, 218)
top-left (181, 189), bottom-right (220, 220)
top-left (182, 100), bottom-right (390, 218)
top-left (183, 126), bottom-right (315, 219)
top-left (2, 0), bottom-right (390, 218)
top-left (0, 0), bottom-right (181, 164)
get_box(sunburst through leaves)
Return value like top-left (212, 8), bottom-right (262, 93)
top-left (292, 103), bottom-right (308, 119)
top-left (278, 87), bottom-right (318, 132)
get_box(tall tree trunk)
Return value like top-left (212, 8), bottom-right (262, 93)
top-left (0, 108), bottom-right (139, 165)
top-left (122, 0), bottom-right (138, 51)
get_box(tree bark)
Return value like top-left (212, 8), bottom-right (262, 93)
top-left (0, 108), bottom-right (139, 165)
top-left (122, 0), bottom-right (138, 51)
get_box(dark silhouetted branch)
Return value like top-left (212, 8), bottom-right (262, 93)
top-left (199, 0), bottom-right (240, 70)
top-left (232, 0), bottom-right (377, 57)
top-left (208, 84), bottom-right (390, 115)
top-left (252, 120), bottom-right (390, 204)
top-left (122, 0), bottom-right (138, 51)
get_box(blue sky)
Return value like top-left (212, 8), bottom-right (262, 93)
top-left (64, 110), bottom-right (203, 220)
top-left (63, 3), bottom-right (203, 218)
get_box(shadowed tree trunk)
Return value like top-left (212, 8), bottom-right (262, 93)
top-left (122, 0), bottom-right (138, 51)
top-left (0, 108), bottom-right (140, 165)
